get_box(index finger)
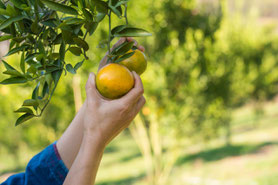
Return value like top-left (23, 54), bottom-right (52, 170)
top-left (118, 71), bottom-right (144, 104)
top-left (98, 38), bottom-right (132, 71)
top-left (127, 37), bottom-right (145, 52)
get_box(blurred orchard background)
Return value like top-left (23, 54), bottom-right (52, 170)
top-left (1, 0), bottom-right (278, 184)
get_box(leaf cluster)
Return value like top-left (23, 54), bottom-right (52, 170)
top-left (0, 0), bottom-right (151, 125)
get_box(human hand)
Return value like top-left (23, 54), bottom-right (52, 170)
top-left (83, 71), bottom-right (145, 147)
top-left (98, 37), bottom-right (145, 71)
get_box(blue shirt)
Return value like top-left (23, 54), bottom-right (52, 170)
top-left (1, 142), bottom-right (68, 185)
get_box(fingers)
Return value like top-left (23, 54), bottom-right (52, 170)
top-left (127, 37), bottom-right (138, 46)
top-left (98, 37), bottom-right (145, 71)
top-left (113, 37), bottom-right (145, 52)
top-left (98, 37), bottom-right (130, 71)
top-left (111, 37), bottom-right (128, 51)
top-left (85, 73), bottom-right (100, 105)
top-left (135, 96), bottom-right (146, 112)
top-left (126, 37), bottom-right (145, 52)
top-left (138, 45), bottom-right (145, 52)
top-left (120, 71), bottom-right (144, 104)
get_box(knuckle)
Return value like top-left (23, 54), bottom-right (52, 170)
top-left (142, 97), bottom-right (146, 104)
top-left (138, 88), bottom-right (144, 95)
top-left (119, 104), bottom-right (128, 112)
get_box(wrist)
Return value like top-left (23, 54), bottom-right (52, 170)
top-left (83, 130), bottom-right (107, 150)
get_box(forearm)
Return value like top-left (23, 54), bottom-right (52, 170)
top-left (56, 103), bottom-right (86, 169)
top-left (63, 133), bottom-right (105, 185)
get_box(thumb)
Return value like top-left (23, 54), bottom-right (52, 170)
top-left (85, 73), bottom-right (99, 104)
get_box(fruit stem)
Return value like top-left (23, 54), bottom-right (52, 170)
top-left (36, 77), bottom-right (59, 117)
top-left (108, 10), bottom-right (112, 56)
top-left (124, 3), bottom-right (128, 25)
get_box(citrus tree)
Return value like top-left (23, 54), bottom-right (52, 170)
top-left (128, 0), bottom-right (278, 184)
top-left (0, 0), bottom-right (151, 126)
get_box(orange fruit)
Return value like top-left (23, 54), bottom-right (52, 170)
top-left (119, 49), bottom-right (147, 75)
top-left (96, 63), bottom-right (134, 99)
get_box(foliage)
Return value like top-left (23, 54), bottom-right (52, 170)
top-left (0, 0), bottom-right (151, 125)
top-left (127, 0), bottom-right (278, 184)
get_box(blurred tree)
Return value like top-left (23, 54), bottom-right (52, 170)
top-left (129, 0), bottom-right (278, 184)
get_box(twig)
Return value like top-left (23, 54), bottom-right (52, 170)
top-left (124, 3), bottom-right (128, 25)
top-left (108, 10), bottom-right (112, 56)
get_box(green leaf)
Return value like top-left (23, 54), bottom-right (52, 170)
top-left (0, 8), bottom-right (11, 16)
top-left (6, 4), bottom-right (17, 17)
top-left (55, 23), bottom-right (70, 31)
top-left (72, 24), bottom-right (83, 35)
top-left (45, 74), bottom-right (52, 87)
top-left (38, 41), bottom-right (46, 55)
top-left (32, 84), bottom-right (39, 99)
top-left (46, 65), bottom-right (61, 73)
top-left (49, 53), bottom-right (60, 60)
top-left (41, 19), bottom-right (58, 27)
top-left (15, 113), bottom-right (34, 126)
top-left (69, 46), bottom-right (82, 56)
top-left (84, 21), bottom-right (98, 36)
top-left (51, 69), bottom-right (62, 85)
top-left (14, 107), bottom-right (34, 114)
top-left (82, 8), bottom-right (93, 20)
top-left (10, 23), bottom-right (16, 37)
top-left (5, 45), bottom-right (29, 56)
top-left (73, 38), bottom-right (89, 51)
top-left (0, 15), bottom-right (6, 21)
top-left (62, 30), bottom-right (75, 44)
top-left (115, 0), bottom-right (129, 7)
top-left (41, 0), bottom-right (79, 15)
top-left (3, 70), bottom-right (23, 77)
top-left (112, 41), bottom-right (134, 55)
top-left (66, 64), bottom-right (76, 74)
top-left (10, 0), bottom-right (27, 9)
top-left (20, 50), bottom-right (25, 73)
top-left (25, 53), bottom-right (37, 63)
top-left (22, 99), bottom-right (39, 107)
top-left (94, 0), bottom-right (108, 14)
top-left (77, 0), bottom-right (85, 9)
top-left (42, 82), bottom-right (49, 97)
top-left (60, 41), bottom-right (66, 61)
top-left (12, 36), bottom-right (25, 43)
top-left (96, 12), bottom-right (106, 22)
top-left (74, 60), bottom-right (84, 71)
top-left (111, 25), bottom-right (127, 35)
top-left (0, 77), bottom-right (27, 84)
top-left (114, 51), bottom-right (135, 63)
top-left (2, 60), bottom-right (16, 71)
top-left (53, 33), bottom-right (63, 44)
top-left (27, 65), bottom-right (37, 74)
top-left (31, 19), bottom-right (40, 34)
top-left (0, 15), bottom-right (27, 31)
top-left (108, 5), bottom-right (121, 17)
top-left (113, 27), bottom-right (152, 37)
top-left (61, 16), bottom-right (75, 21)
top-left (64, 18), bottom-right (84, 25)
top-left (0, 1), bottom-right (6, 9)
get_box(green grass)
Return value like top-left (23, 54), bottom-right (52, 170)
top-left (1, 100), bottom-right (278, 184)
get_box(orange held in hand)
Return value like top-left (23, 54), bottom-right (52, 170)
top-left (119, 49), bottom-right (147, 75)
top-left (96, 63), bottom-right (134, 99)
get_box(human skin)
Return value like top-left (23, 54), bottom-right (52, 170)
top-left (56, 38), bottom-right (145, 184)
top-left (63, 70), bottom-right (145, 185)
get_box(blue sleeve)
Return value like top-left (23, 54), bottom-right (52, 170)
top-left (1, 142), bottom-right (68, 185)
